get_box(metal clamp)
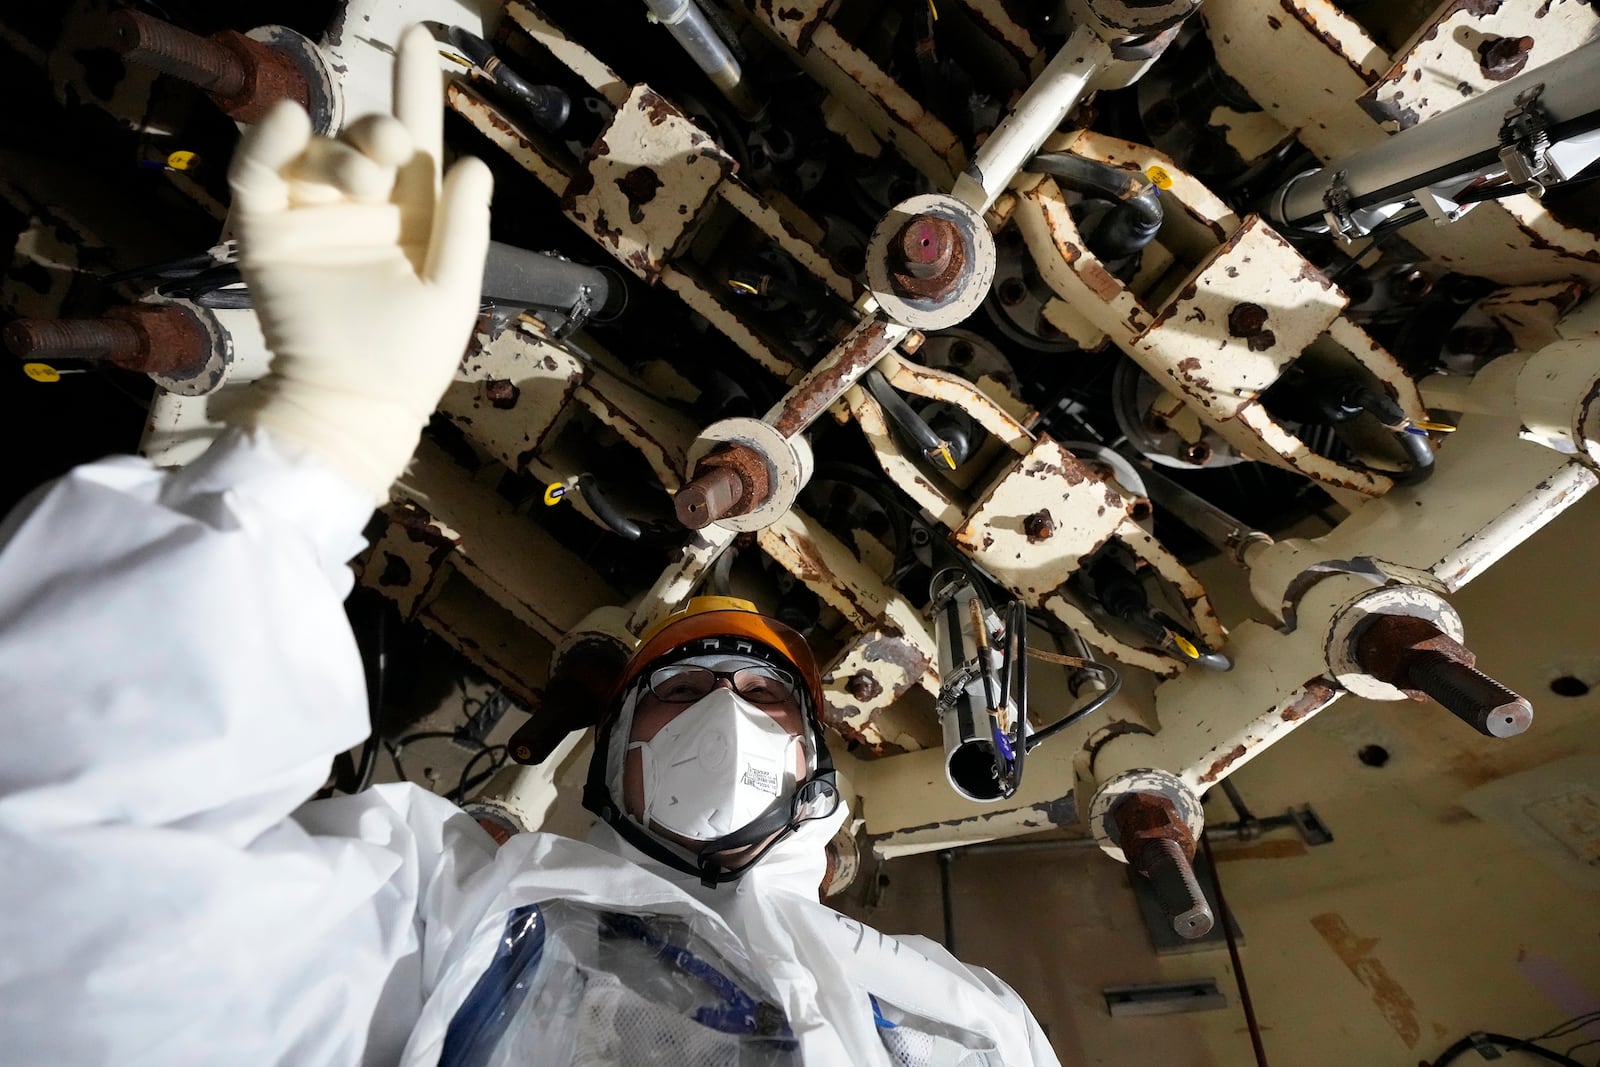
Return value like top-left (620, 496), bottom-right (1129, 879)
top-left (1320, 170), bottom-right (1359, 242)
top-left (1498, 84), bottom-right (1553, 198)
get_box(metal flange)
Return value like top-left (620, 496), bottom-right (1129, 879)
top-left (866, 194), bottom-right (997, 331)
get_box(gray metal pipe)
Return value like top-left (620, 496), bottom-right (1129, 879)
top-left (482, 242), bottom-right (614, 320)
top-left (1274, 40), bottom-right (1600, 230)
top-left (642, 0), bottom-right (762, 120)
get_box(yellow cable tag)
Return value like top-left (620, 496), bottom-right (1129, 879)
top-left (1145, 165), bottom-right (1173, 190)
top-left (727, 279), bottom-right (760, 296)
top-left (1411, 418), bottom-right (1457, 433)
top-left (935, 443), bottom-right (956, 470)
top-left (927, 0), bottom-right (938, 18)
top-left (1172, 633), bottom-right (1200, 659)
top-left (543, 482), bottom-right (568, 506)
top-left (166, 150), bottom-right (199, 171)
top-left (23, 363), bottom-right (60, 383)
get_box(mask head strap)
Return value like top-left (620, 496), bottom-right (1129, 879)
top-left (582, 638), bottom-right (838, 886)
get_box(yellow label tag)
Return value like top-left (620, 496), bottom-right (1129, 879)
top-left (1172, 633), bottom-right (1200, 659)
top-left (23, 363), bottom-right (61, 383)
top-left (543, 482), bottom-right (567, 506)
top-left (166, 150), bottom-right (199, 171)
top-left (1146, 165), bottom-right (1173, 190)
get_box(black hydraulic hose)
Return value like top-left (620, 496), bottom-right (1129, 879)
top-left (1030, 152), bottom-right (1164, 260)
top-left (1321, 379), bottom-right (1436, 486)
top-left (447, 26), bottom-right (570, 132)
top-left (863, 369), bottom-right (949, 466)
top-left (576, 474), bottom-right (643, 540)
top-left (1391, 428), bottom-right (1436, 486)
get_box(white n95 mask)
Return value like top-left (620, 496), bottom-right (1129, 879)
top-left (629, 687), bottom-right (801, 842)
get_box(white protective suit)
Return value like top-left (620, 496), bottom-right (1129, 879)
top-left (0, 428), bottom-right (1062, 1067)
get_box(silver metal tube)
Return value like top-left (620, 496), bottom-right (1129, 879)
top-left (952, 25), bottom-right (1111, 214)
top-left (931, 571), bottom-right (1016, 802)
top-left (1275, 40), bottom-right (1600, 230)
top-left (1132, 457), bottom-right (1271, 564)
top-left (642, 0), bottom-right (761, 120)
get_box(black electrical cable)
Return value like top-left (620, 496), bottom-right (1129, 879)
top-left (1531, 1013), bottom-right (1600, 1042)
top-left (1002, 600), bottom-right (1028, 797)
top-left (1563, 1037), bottom-right (1600, 1062)
top-left (449, 744), bottom-right (509, 803)
top-left (1202, 833), bottom-right (1269, 1067)
top-left (1430, 1033), bottom-right (1587, 1067)
top-left (1452, 167), bottom-right (1600, 206)
top-left (575, 473), bottom-right (644, 541)
top-left (1023, 657), bottom-right (1121, 751)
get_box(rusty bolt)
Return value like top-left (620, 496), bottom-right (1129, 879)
top-left (846, 670), bottom-right (882, 703)
top-left (673, 443), bottom-right (773, 529)
top-left (674, 466), bottom-right (744, 530)
top-left (1352, 614), bottom-right (1532, 738)
top-left (888, 214), bottom-right (966, 302)
top-left (512, 744), bottom-right (533, 762)
top-left (1477, 35), bottom-right (1534, 80)
top-left (1023, 509), bottom-right (1055, 542)
top-left (106, 10), bottom-right (309, 124)
top-left (1111, 793), bottom-right (1214, 939)
top-left (5, 306), bottom-right (210, 376)
top-left (1184, 441), bottom-right (1213, 465)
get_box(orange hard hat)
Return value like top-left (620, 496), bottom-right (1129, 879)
top-left (612, 596), bottom-right (822, 716)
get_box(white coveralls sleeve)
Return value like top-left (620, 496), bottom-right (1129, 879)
top-left (0, 429), bottom-right (496, 1066)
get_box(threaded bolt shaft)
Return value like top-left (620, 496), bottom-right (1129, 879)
top-left (4, 318), bottom-right (141, 361)
top-left (1138, 838), bottom-right (1215, 939)
top-left (108, 11), bottom-right (248, 97)
top-left (1405, 652), bottom-right (1533, 738)
top-left (674, 466), bottom-right (746, 529)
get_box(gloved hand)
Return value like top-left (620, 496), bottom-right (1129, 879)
top-left (228, 24), bottom-right (493, 500)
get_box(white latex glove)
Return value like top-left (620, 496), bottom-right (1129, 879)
top-left (229, 24), bottom-right (493, 501)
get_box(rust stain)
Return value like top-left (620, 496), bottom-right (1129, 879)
top-left (614, 166), bottom-right (663, 225)
top-left (638, 88), bottom-right (677, 126)
top-left (1310, 913), bottom-right (1422, 1049)
top-left (772, 319), bottom-right (896, 437)
top-left (1283, 0), bottom-right (1380, 85)
top-left (1200, 744), bottom-right (1248, 783)
top-left (1081, 261), bottom-right (1123, 301)
top-left (1281, 678), bottom-right (1337, 721)
top-left (1293, 260), bottom-right (1335, 289)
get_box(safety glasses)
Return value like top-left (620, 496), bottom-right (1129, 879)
top-left (646, 663), bottom-right (798, 705)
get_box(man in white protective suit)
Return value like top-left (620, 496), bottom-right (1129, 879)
top-left (0, 24), bottom-right (1060, 1067)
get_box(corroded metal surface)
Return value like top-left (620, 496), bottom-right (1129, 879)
top-left (437, 324), bottom-right (587, 471)
top-left (953, 436), bottom-right (1130, 600)
top-left (562, 85), bottom-right (735, 282)
top-left (447, 82), bottom-right (571, 194)
top-left (1357, 1), bottom-right (1600, 132)
top-left (769, 316), bottom-right (909, 437)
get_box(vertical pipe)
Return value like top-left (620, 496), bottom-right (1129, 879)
top-left (642, 0), bottom-right (763, 120)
